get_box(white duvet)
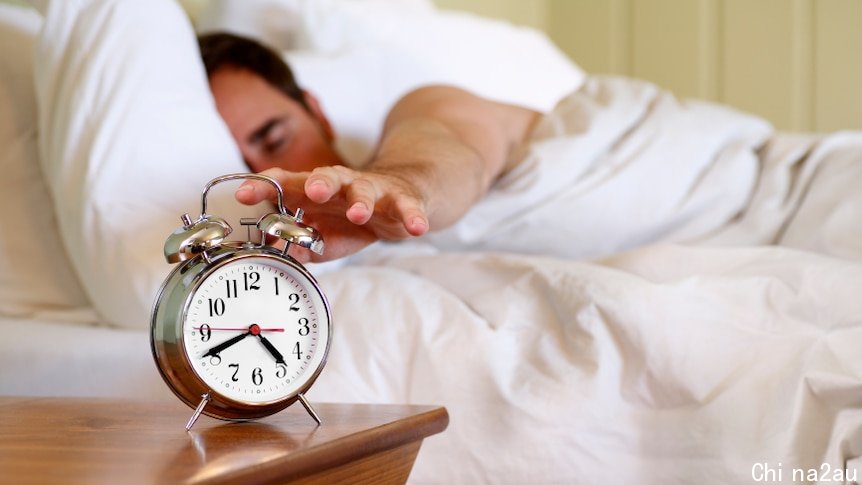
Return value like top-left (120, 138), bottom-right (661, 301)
top-left (335, 245), bottom-right (862, 483)
top-left (5, 241), bottom-right (862, 483)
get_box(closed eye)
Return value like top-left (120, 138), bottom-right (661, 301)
top-left (247, 116), bottom-right (290, 153)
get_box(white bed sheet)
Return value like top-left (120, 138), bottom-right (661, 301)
top-left (3, 242), bottom-right (862, 483)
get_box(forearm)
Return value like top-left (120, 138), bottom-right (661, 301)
top-left (369, 85), bottom-right (538, 230)
top-left (370, 118), bottom-right (487, 230)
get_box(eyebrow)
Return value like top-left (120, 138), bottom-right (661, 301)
top-left (247, 116), bottom-right (287, 146)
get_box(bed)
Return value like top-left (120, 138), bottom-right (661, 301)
top-left (2, 1), bottom-right (862, 483)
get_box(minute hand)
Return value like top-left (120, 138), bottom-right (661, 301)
top-left (257, 335), bottom-right (286, 364)
top-left (202, 331), bottom-right (251, 358)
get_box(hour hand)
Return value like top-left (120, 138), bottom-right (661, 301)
top-left (202, 330), bottom-right (251, 359)
top-left (257, 335), bottom-right (285, 364)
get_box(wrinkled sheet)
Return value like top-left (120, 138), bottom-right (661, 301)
top-left (3, 76), bottom-right (862, 483)
top-left (3, 243), bottom-right (862, 483)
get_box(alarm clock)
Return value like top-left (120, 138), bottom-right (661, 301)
top-left (151, 173), bottom-right (332, 430)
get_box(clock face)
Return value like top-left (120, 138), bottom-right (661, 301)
top-left (181, 255), bottom-right (329, 405)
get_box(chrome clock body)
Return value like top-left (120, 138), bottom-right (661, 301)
top-left (150, 173), bottom-right (331, 429)
top-left (151, 244), bottom-right (331, 421)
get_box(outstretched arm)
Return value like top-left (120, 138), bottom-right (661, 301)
top-left (236, 85), bottom-right (539, 261)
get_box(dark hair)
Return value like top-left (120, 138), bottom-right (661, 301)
top-left (198, 32), bottom-right (310, 112)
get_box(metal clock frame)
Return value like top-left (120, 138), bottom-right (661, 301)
top-left (149, 173), bottom-right (332, 430)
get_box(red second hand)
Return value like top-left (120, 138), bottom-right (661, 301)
top-left (193, 326), bottom-right (285, 332)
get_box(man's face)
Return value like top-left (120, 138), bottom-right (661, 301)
top-left (208, 66), bottom-right (342, 173)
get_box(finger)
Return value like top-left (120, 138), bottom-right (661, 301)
top-left (286, 228), bottom-right (375, 263)
top-left (305, 167), bottom-right (352, 204)
top-left (286, 244), bottom-right (311, 264)
top-left (344, 178), bottom-right (378, 225)
top-left (235, 169), bottom-right (283, 204)
top-left (235, 184), bottom-right (257, 205)
top-left (235, 181), bottom-right (268, 205)
top-left (394, 196), bottom-right (429, 236)
top-left (236, 169), bottom-right (306, 205)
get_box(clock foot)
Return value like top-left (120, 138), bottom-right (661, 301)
top-left (185, 392), bottom-right (211, 431)
top-left (297, 393), bottom-right (322, 425)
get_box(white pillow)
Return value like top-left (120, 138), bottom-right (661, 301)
top-left (197, 0), bottom-right (586, 165)
top-left (0, 3), bottom-right (91, 319)
top-left (31, 0), bottom-right (255, 329)
top-left (196, 0), bottom-right (435, 52)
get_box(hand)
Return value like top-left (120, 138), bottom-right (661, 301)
top-left (201, 329), bottom-right (251, 359)
top-left (236, 166), bottom-right (430, 262)
top-left (256, 334), bottom-right (285, 364)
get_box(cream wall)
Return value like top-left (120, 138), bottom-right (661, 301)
top-left (438, 0), bottom-right (862, 133)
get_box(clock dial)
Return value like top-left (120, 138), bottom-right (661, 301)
top-left (182, 256), bottom-right (329, 404)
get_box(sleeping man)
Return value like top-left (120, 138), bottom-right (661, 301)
top-left (200, 32), bottom-right (862, 264)
top-left (200, 32), bottom-right (536, 263)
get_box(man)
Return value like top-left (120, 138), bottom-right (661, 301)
top-left (200, 32), bottom-right (539, 263)
top-left (202, 32), bottom-right (859, 264)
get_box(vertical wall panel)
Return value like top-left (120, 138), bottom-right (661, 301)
top-left (630, 0), bottom-right (718, 100)
top-left (547, 0), bottom-right (630, 76)
top-left (814, 0), bottom-right (862, 131)
top-left (607, 0), bottom-right (633, 75)
top-left (698, 0), bottom-right (721, 102)
top-left (722, 0), bottom-right (813, 131)
top-left (789, 0), bottom-right (814, 132)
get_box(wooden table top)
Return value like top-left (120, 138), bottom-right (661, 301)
top-left (0, 396), bottom-right (448, 484)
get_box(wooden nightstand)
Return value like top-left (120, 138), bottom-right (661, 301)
top-left (0, 397), bottom-right (448, 484)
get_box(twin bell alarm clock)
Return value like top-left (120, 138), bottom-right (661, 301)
top-left (150, 173), bottom-right (332, 430)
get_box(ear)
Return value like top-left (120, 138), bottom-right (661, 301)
top-left (302, 90), bottom-right (335, 142)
